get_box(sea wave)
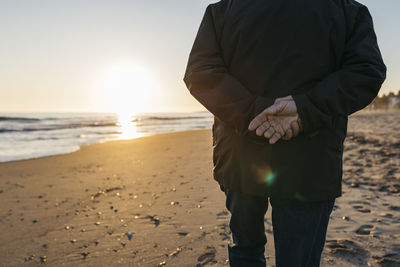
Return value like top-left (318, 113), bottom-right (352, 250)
top-left (0, 122), bottom-right (119, 133)
top-left (0, 116), bottom-right (40, 122)
top-left (132, 115), bottom-right (209, 122)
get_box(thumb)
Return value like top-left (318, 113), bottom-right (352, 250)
top-left (274, 95), bottom-right (292, 103)
top-left (263, 102), bottom-right (284, 115)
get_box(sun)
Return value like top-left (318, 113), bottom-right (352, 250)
top-left (100, 61), bottom-right (155, 115)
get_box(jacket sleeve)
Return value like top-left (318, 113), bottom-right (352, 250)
top-left (292, 4), bottom-right (386, 136)
top-left (183, 4), bottom-right (275, 139)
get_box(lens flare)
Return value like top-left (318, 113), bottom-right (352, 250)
top-left (265, 172), bottom-right (277, 186)
top-left (250, 163), bottom-right (277, 185)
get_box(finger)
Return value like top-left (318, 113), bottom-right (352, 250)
top-left (256, 125), bottom-right (267, 136)
top-left (290, 120), bottom-right (300, 137)
top-left (255, 121), bottom-right (271, 136)
top-left (248, 113), bottom-right (267, 131)
top-left (276, 123), bottom-right (286, 137)
top-left (264, 127), bottom-right (276, 139)
top-left (283, 128), bottom-right (294, 140)
top-left (269, 132), bottom-right (282, 144)
top-left (269, 120), bottom-right (285, 137)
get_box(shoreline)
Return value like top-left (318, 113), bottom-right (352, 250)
top-left (0, 128), bottom-right (212, 165)
top-left (1, 109), bottom-right (398, 164)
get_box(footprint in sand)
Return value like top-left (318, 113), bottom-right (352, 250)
top-left (326, 239), bottom-right (369, 265)
top-left (355, 224), bottom-right (374, 235)
top-left (352, 205), bottom-right (371, 213)
top-left (372, 254), bottom-right (400, 265)
top-left (389, 205), bottom-right (400, 211)
top-left (216, 210), bottom-right (229, 220)
top-left (196, 246), bottom-right (217, 266)
top-left (177, 232), bottom-right (189, 236)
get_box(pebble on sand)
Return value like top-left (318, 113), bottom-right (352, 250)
top-left (146, 215), bottom-right (161, 227)
top-left (81, 252), bottom-right (89, 259)
top-left (40, 256), bottom-right (47, 263)
top-left (126, 232), bottom-right (134, 240)
top-left (168, 247), bottom-right (182, 257)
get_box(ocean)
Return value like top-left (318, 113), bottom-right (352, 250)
top-left (0, 112), bottom-right (213, 163)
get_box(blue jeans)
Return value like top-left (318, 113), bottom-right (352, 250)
top-left (224, 188), bottom-right (335, 267)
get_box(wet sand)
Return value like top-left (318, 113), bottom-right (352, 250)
top-left (0, 110), bottom-right (399, 266)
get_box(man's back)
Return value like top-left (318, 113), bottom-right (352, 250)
top-left (183, 0), bottom-right (386, 200)
top-left (215, 0), bottom-right (348, 99)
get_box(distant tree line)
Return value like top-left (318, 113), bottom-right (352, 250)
top-left (365, 89), bottom-right (400, 110)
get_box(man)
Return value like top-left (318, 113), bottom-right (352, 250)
top-left (183, 0), bottom-right (386, 266)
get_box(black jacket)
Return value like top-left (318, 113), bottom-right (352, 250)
top-left (183, 0), bottom-right (386, 201)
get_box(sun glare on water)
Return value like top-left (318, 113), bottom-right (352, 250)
top-left (99, 61), bottom-right (156, 139)
top-left (117, 112), bottom-right (144, 140)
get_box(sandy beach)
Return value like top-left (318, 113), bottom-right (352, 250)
top-left (1, 111), bottom-right (400, 266)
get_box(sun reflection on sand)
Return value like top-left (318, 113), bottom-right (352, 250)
top-left (117, 113), bottom-right (145, 140)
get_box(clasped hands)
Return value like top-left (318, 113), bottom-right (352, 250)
top-left (248, 95), bottom-right (303, 144)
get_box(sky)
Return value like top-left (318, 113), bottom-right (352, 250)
top-left (0, 0), bottom-right (399, 114)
